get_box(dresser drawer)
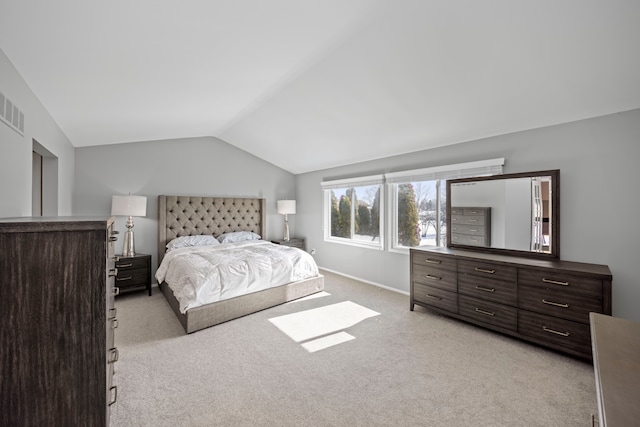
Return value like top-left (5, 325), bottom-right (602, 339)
top-left (458, 259), bottom-right (517, 283)
top-left (518, 310), bottom-right (591, 356)
top-left (451, 234), bottom-right (487, 247)
top-left (518, 268), bottom-right (603, 298)
top-left (412, 264), bottom-right (457, 292)
top-left (518, 286), bottom-right (602, 324)
top-left (413, 283), bottom-right (458, 314)
top-left (451, 214), bottom-right (486, 226)
top-left (450, 224), bottom-right (486, 237)
top-left (115, 268), bottom-right (149, 288)
top-left (458, 295), bottom-right (517, 331)
top-left (115, 256), bottom-right (148, 270)
top-left (458, 274), bottom-right (517, 306)
top-left (412, 251), bottom-right (457, 271)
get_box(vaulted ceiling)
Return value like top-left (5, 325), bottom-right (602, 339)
top-left (1, 1), bottom-right (639, 174)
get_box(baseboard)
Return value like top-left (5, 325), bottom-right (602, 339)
top-left (318, 267), bottom-right (409, 296)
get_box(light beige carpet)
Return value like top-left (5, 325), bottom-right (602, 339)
top-left (110, 270), bottom-right (597, 426)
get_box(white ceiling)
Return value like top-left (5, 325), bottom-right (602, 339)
top-left (1, 0), bottom-right (639, 174)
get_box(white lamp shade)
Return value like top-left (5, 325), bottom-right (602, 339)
top-left (111, 195), bottom-right (147, 217)
top-left (277, 200), bottom-right (296, 215)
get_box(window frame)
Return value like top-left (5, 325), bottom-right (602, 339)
top-left (322, 174), bottom-right (385, 250)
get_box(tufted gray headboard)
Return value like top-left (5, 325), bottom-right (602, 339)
top-left (157, 195), bottom-right (267, 264)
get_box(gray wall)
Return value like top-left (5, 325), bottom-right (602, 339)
top-left (73, 136), bottom-right (297, 273)
top-left (296, 109), bottom-right (640, 322)
top-left (0, 49), bottom-right (75, 217)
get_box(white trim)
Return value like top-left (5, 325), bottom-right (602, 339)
top-left (320, 174), bottom-right (385, 190)
top-left (318, 267), bottom-right (409, 296)
top-left (385, 158), bottom-right (504, 183)
top-left (323, 237), bottom-right (384, 251)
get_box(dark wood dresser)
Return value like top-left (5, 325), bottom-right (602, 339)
top-left (0, 217), bottom-right (119, 426)
top-left (410, 246), bottom-right (612, 360)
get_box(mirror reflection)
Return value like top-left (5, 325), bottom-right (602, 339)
top-left (447, 170), bottom-right (558, 258)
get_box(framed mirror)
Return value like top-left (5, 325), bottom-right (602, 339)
top-left (446, 170), bottom-right (559, 259)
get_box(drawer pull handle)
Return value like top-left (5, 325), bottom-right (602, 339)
top-left (425, 274), bottom-right (441, 280)
top-left (109, 386), bottom-right (118, 406)
top-left (474, 268), bottom-right (495, 274)
top-left (113, 287), bottom-right (120, 296)
top-left (469, 229), bottom-right (478, 232)
top-left (108, 347), bottom-right (119, 364)
top-left (475, 308), bottom-right (495, 317)
top-left (425, 259), bottom-right (441, 265)
top-left (425, 294), bottom-right (442, 300)
top-left (542, 299), bottom-right (569, 308)
top-left (108, 308), bottom-right (117, 319)
top-left (117, 276), bottom-right (133, 281)
top-left (542, 278), bottom-right (569, 286)
top-left (475, 285), bottom-right (495, 293)
top-left (542, 326), bottom-right (570, 337)
top-left (112, 319), bottom-right (119, 329)
top-left (469, 219), bottom-right (478, 222)
top-left (117, 263), bottom-right (133, 268)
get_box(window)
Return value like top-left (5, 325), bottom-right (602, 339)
top-left (322, 175), bottom-right (384, 249)
top-left (387, 159), bottom-right (504, 251)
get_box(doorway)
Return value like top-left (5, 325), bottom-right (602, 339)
top-left (32, 139), bottom-right (58, 216)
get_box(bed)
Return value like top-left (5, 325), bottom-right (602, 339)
top-left (156, 195), bottom-right (324, 333)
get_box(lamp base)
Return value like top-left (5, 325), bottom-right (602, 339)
top-left (122, 229), bottom-right (136, 257)
top-left (283, 215), bottom-right (290, 241)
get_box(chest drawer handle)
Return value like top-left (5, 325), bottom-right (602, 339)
top-left (117, 276), bottom-right (133, 281)
top-left (475, 285), bottom-right (495, 293)
top-left (425, 259), bottom-right (441, 264)
top-left (108, 386), bottom-right (118, 406)
top-left (108, 347), bottom-right (119, 364)
top-left (425, 294), bottom-right (442, 301)
top-left (474, 267), bottom-right (495, 274)
top-left (475, 308), bottom-right (495, 317)
top-left (425, 274), bottom-right (441, 281)
top-left (542, 326), bottom-right (570, 337)
top-left (542, 278), bottom-right (569, 286)
top-left (542, 299), bottom-right (569, 308)
top-left (117, 263), bottom-right (133, 268)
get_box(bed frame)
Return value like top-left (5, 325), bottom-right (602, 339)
top-left (157, 195), bottom-right (324, 333)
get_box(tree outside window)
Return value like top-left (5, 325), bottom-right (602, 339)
top-left (328, 185), bottom-right (381, 245)
top-left (394, 179), bottom-right (447, 248)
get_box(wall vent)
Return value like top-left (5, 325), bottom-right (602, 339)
top-left (0, 91), bottom-right (25, 136)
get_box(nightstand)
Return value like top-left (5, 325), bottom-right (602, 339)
top-left (114, 253), bottom-right (152, 296)
top-left (271, 238), bottom-right (305, 251)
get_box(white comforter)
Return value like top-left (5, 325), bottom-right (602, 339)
top-left (155, 240), bottom-right (319, 313)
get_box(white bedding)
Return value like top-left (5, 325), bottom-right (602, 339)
top-left (155, 240), bottom-right (319, 313)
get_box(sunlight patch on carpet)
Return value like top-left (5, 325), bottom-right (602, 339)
top-left (269, 301), bottom-right (380, 352)
top-left (302, 332), bottom-right (355, 353)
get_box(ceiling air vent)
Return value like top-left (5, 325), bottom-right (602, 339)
top-left (0, 91), bottom-right (25, 136)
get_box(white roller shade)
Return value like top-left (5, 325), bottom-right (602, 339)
top-left (321, 174), bottom-right (385, 190)
top-left (385, 158), bottom-right (504, 184)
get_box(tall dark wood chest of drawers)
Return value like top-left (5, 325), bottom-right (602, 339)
top-left (0, 217), bottom-right (118, 426)
top-left (410, 247), bottom-right (612, 360)
top-left (450, 207), bottom-right (491, 247)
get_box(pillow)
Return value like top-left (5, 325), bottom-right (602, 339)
top-left (166, 235), bottom-right (220, 252)
top-left (217, 231), bottom-right (261, 244)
